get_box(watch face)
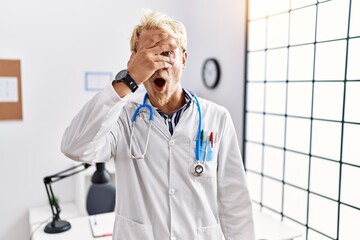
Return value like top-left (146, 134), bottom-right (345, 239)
top-left (115, 70), bottom-right (128, 81)
top-left (202, 58), bottom-right (220, 89)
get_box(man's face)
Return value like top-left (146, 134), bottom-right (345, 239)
top-left (137, 28), bottom-right (187, 107)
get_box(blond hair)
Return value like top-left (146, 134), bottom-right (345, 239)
top-left (130, 9), bottom-right (187, 52)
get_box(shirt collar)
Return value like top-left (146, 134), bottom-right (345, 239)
top-left (151, 89), bottom-right (193, 117)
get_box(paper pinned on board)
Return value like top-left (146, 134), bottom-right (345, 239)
top-left (0, 76), bottom-right (18, 102)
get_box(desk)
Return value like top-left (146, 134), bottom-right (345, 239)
top-left (30, 204), bottom-right (301, 240)
top-left (31, 212), bottom-right (112, 240)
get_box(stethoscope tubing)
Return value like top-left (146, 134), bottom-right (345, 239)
top-left (192, 94), bottom-right (202, 161)
top-left (130, 92), bottom-right (203, 165)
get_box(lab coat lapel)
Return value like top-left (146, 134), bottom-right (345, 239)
top-left (171, 99), bottom-right (198, 139)
top-left (152, 110), bottom-right (172, 139)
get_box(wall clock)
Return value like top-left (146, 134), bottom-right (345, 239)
top-left (202, 58), bottom-right (221, 89)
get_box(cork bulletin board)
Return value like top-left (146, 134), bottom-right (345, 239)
top-left (0, 60), bottom-right (23, 120)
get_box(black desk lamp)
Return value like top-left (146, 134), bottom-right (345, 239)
top-left (91, 162), bottom-right (111, 184)
top-left (43, 162), bottom-right (111, 234)
top-left (43, 163), bottom-right (90, 233)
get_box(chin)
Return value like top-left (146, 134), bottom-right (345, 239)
top-left (154, 92), bottom-right (170, 106)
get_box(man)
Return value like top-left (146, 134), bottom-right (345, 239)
top-left (61, 10), bottom-right (255, 240)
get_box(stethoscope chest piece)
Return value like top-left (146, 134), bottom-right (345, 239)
top-left (192, 163), bottom-right (205, 177)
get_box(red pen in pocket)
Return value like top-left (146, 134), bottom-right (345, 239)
top-left (209, 132), bottom-right (214, 148)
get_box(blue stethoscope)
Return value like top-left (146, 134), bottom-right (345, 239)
top-left (130, 92), bottom-right (206, 176)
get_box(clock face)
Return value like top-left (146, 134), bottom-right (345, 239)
top-left (202, 58), bottom-right (220, 89)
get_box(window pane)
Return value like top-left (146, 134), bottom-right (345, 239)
top-left (263, 177), bottom-right (283, 212)
top-left (286, 117), bottom-right (311, 153)
top-left (350, 0), bottom-right (360, 37)
top-left (308, 194), bottom-right (338, 239)
top-left (247, 83), bottom-right (264, 112)
top-left (248, 19), bottom-right (267, 51)
top-left (313, 82), bottom-right (344, 121)
top-left (247, 51), bottom-right (266, 81)
top-left (287, 82), bottom-right (312, 117)
top-left (345, 81), bottom-right (360, 122)
top-left (266, 0), bottom-right (289, 16)
top-left (246, 113), bottom-right (264, 142)
top-left (245, 142), bottom-right (263, 172)
top-left (246, 172), bottom-right (262, 202)
top-left (317, 0), bottom-right (349, 41)
top-left (264, 115), bottom-right (285, 147)
top-left (265, 82), bottom-right (286, 114)
top-left (290, 5), bottom-right (316, 45)
top-left (248, 0), bottom-right (269, 20)
top-left (288, 44), bottom-right (314, 81)
top-left (249, 0), bottom-right (290, 19)
top-left (308, 230), bottom-right (333, 240)
top-left (312, 120), bottom-right (341, 160)
top-left (267, 13), bottom-right (289, 48)
top-left (284, 185), bottom-right (308, 224)
top-left (343, 123), bottom-right (360, 166)
top-left (285, 151), bottom-right (309, 189)
top-left (347, 38), bottom-right (360, 80)
top-left (266, 48), bottom-right (288, 81)
top-left (341, 164), bottom-right (360, 208)
top-left (339, 204), bottom-right (360, 240)
top-left (310, 157), bottom-right (339, 199)
top-left (315, 40), bottom-right (347, 81)
top-left (291, 0), bottom-right (317, 9)
top-left (263, 146), bottom-right (283, 180)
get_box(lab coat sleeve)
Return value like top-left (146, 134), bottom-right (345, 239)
top-left (217, 110), bottom-right (256, 240)
top-left (61, 83), bottom-right (127, 163)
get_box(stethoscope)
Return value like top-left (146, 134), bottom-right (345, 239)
top-left (129, 91), bottom-right (206, 177)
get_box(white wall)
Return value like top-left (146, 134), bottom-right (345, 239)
top-left (181, 0), bottom-right (247, 142)
top-left (0, 0), bottom-right (245, 239)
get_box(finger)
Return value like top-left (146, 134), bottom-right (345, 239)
top-left (152, 55), bottom-right (175, 65)
top-left (154, 61), bottom-right (173, 70)
top-left (150, 43), bottom-right (178, 55)
top-left (139, 32), bottom-right (169, 50)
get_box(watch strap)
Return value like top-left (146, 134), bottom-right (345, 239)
top-left (116, 71), bottom-right (138, 92)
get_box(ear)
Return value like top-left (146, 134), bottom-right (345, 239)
top-left (182, 51), bottom-right (188, 68)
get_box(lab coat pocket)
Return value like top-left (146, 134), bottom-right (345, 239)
top-left (190, 140), bottom-right (218, 180)
top-left (197, 223), bottom-right (223, 240)
top-left (113, 213), bottom-right (155, 240)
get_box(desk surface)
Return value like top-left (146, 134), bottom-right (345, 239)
top-left (31, 213), bottom-right (112, 240)
top-left (30, 204), bottom-right (301, 240)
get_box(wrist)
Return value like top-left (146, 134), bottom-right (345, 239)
top-left (114, 70), bottom-right (138, 93)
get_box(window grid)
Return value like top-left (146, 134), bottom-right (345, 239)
top-left (243, 1), bottom-right (359, 239)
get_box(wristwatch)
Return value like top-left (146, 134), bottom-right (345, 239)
top-left (115, 70), bottom-right (138, 92)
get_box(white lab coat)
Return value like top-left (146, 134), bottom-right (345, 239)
top-left (61, 84), bottom-right (255, 240)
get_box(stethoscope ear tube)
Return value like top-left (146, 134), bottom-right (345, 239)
top-left (192, 94), bottom-right (202, 161)
top-left (130, 98), bottom-right (154, 160)
top-left (132, 103), bottom-right (154, 122)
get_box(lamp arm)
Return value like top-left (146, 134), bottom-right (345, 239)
top-left (44, 163), bottom-right (91, 184)
top-left (43, 163), bottom-right (91, 225)
top-left (44, 181), bottom-right (60, 219)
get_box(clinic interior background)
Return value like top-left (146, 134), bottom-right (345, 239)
top-left (0, 0), bottom-right (246, 239)
top-left (1, 0), bottom-right (358, 240)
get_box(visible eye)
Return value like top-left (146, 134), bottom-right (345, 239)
top-left (161, 51), bottom-right (171, 57)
